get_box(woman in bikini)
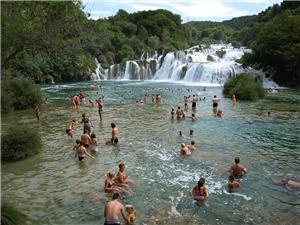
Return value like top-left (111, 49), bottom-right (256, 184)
top-left (190, 178), bottom-right (209, 201)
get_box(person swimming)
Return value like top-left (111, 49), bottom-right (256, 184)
top-left (189, 130), bottom-right (194, 136)
top-left (90, 133), bottom-right (99, 153)
top-left (227, 175), bottom-right (240, 191)
top-left (230, 157), bottom-right (247, 178)
top-left (180, 143), bottom-right (191, 155)
top-left (190, 178), bottom-right (209, 201)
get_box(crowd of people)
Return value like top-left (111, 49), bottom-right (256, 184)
top-left (34, 86), bottom-right (298, 225)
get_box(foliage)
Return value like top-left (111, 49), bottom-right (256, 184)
top-left (1, 124), bottom-right (41, 161)
top-left (1, 77), bottom-right (42, 113)
top-left (223, 73), bottom-right (265, 101)
top-left (1, 203), bottom-right (28, 225)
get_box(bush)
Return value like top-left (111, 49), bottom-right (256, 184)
top-left (223, 73), bottom-right (265, 101)
top-left (1, 124), bottom-right (41, 161)
top-left (1, 203), bottom-right (28, 225)
top-left (1, 77), bottom-right (42, 113)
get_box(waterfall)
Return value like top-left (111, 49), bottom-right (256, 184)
top-left (91, 44), bottom-right (277, 86)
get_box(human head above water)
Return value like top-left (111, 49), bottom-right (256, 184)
top-left (111, 123), bottom-right (116, 128)
top-left (119, 163), bottom-right (125, 170)
top-left (91, 133), bottom-right (96, 138)
top-left (234, 157), bottom-right (240, 164)
top-left (198, 177), bottom-right (205, 187)
top-left (112, 192), bottom-right (120, 200)
top-left (190, 130), bottom-right (194, 135)
top-left (228, 175), bottom-right (235, 182)
top-left (191, 140), bottom-right (195, 145)
top-left (82, 113), bottom-right (86, 118)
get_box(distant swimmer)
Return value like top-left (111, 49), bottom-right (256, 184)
top-left (106, 123), bottom-right (119, 145)
top-left (88, 99), bottom-right (94, 107)
top-left (192, 95), bottom-right (197, 110)
top-left (81, 129), bottom-right (92, 149)
top-left (125, 205), bottom-right (137, 225)
top-left (171, 108), bottom-right (175, 119)
top-left (232, 94), bottom-right (237, 106)
top-left (155, 94), bottom-right (161, 103)
top-left (230, 157), bottom-right (247, 178)
top-left (216, 110), bottom-right (224, 118)
top-left (227, 175), bottom-right (240, 191)
top-left (180, 143), bottom-right (191, 155)
top-left (189, 129), bottom-right (194, 136)
top-left (186, 140), bottom-right (196, 151)
top-left (191, 113), bottom-right (198, 121)
top-left (104, 193), bottom-right (129, 225)
top-left (190, 178), bottom-right (209, 201)
top-left (144, 94), bottom-right (147, 103)
top-left (212, 95), bottom-right (220, 114)
top-left (90, 133), bottom-right (99, 153)
top-left (75, 141), bottom-right (94, 161)
top-left (179, 130), bottom-right (184, 137)
top-left (272, 178), bottom-right (300, 188)
top-left (96, 97), bottom-right (104, 121)
top-left (184, 96), bottom-right (189, 110)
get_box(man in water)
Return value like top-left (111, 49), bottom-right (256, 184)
top-left (176, 106), bottom-right (183, 119)
top-left (106, 123), bottom-right (119, 145)
top-left (186, 140), bottom-right (196, 151)
top-left (104, 193), bottom-right (128, 225)
top-left (192, 95), bottom-right (197, 110)
top-left (227, 175), bottom-right (240, 190)
top-left (230, 157), bottom-right (247, 178)
top-left (189, 130), bottom-right (194, 136)
top-left (96, 97), bottom-right (104, 121)
top-left (184, 96), bottom-right (189, 110)
top-left (272, 178), bottom-right (300, 188)
top-left (191, 113), bottom-right (198, 121)
top-left (81, 129), bottom-right (91, 148)
top-left (212, 95), bottom-right (220, 114)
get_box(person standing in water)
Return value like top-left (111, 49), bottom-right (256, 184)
top-left (106, 123), bottom-right (119, 145)
top-left (212, 95), bottom-right (220, 114)
top-left (96, 97), bottom-right (104, 121)
top-left (227, 175), bottom-right (240, 191)
top-left (192, 95), bottom-right (197, 110)
top-left (81, 113), bottom-right (92, 135)
top-left (104, 193), bottom-right (128, 225)
top-left (190, 178), bottom-right (209, 201)
top-left (230, 157), bottom-right (247, 178)
top-left (232, 95), bottom-right (237, 106)
top-left (184, 96), bottom-right (189, 110)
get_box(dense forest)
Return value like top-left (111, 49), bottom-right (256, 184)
top-left (1, 1), bottom-right (300, 86)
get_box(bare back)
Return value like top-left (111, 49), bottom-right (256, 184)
top-left (104, 200), bottom-right (125, 222)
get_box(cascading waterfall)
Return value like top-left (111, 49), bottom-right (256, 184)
top-left (92, 44), bottom-right (275, 86)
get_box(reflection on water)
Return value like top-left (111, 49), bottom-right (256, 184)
top-left (2, 81), bottom-right (300, 224)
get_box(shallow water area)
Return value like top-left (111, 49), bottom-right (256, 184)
top-left (2, 80), bottom-right (300, 225)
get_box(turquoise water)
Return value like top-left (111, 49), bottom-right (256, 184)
top-left (2, 81), bottom-right (300, 225)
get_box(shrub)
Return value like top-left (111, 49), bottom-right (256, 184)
top-left (1, 77), bottom-right (42, 113)
top-left (1, 203), bottom-right (28, 225)
top-left (223, 73), bottom-right (265, 101)
top-left (1, 124), bottom-right (41, 161)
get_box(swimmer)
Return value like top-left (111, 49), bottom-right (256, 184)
top-left (227, 175), bottom-right (240, 190)
top-left (81, 129), bottom-right (92, 149)
top-left (88, 99), bottom-right (94, 107)
top-left (114, 163), bottom-right (133, 187)
top-left (179, 130), bottom-right (184, 137)
top-left (176, 107), bottom-right (183, 119)
top-left (104, 193), bottom-right (128, 225)
top-left (144, 94), bottom-right (147, 103)
top-left (180, 143), bottom-right (191, 155)
top-left (81, 113), bottom-right (92, 135)
top-left (212, 95), bottom-right (220, 114)
top-left (73, 139), bottom-right (81, 155)
top-left (79, 90), bottom-right (85, 104)
top-left (171, 108), bottom-right (175, 119)
top-left (155, 94), bottom-right (161, 103)
top-left (106, 123), bottom-right (119, 145)
top-left (272, 178), bottom-right (300, 188)
top-left (191, 113), bottom-right (198, 121)
top-left (66, 120), bottom-right (76, 138)
top-left (33, 105), bottom-right (40, 121)
top-left (184, 96), bottom-right (189, 110)
top-left (104, 172), bottom-right (125, 193)
top-left (192, 95), bottom-right (197, 110)
top-left (230, 157), bottom-right (247, 178)
top-left (190, 178), bottom-right (209, 201)
top-left (232, 94), bottom-right (237, 106)
top-left (90, 133), bottom-right (99, 153)
top-left (216, 110), bottom-right (224, 118)
top-left (75, 141), bottom-right (94, 161)
top-left (96, 97), bottom-right (104, 121)
top-left (125, 205), bottom-right (137, 225)
top-left (189, 130), bottom-right (194, 136)
top-left (186, 140), bottom-right (196, 151)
